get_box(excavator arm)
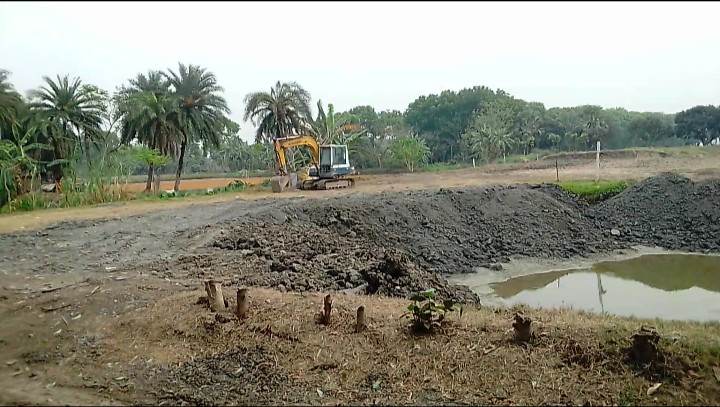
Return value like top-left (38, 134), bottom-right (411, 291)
top-left (272, 135), bottom-right (320, 175)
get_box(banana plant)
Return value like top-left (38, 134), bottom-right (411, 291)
top-left (0, 121), bottom-right (52, 206)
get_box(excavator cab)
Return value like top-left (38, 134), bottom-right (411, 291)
top-left (310, 145), bottom-right (354, 178)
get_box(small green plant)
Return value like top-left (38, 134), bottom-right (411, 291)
top-left (404, 289), bottom-right (458, 333)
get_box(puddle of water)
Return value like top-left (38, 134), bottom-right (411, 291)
top-left (489, 254), bottom-right (720, 322)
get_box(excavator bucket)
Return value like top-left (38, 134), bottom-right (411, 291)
top-left (271, 175), bottom-right (291, 193)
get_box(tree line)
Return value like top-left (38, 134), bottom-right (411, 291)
top-left (2, 66), bottom-right (719, 207)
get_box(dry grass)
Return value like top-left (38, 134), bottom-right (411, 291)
top-left (102, 288), bottom-right (720, 406)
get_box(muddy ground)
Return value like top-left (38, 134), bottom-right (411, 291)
top-left (1, 173), bottom-right (719, 405)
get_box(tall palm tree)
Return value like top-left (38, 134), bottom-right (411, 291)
top-left (243, 81), bottom-right (313, 143)
top-left (28, 75), bottom-right (105, 183)
top-left (0, 69), bottom-right (23, 138)
top-left (121, 91), bottom-right (182, 192)
top-left (117, 71), bottom-right (179, 191)
top-left (164, 63), bottom-right (229, 191)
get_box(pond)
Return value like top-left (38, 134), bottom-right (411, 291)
top-left (486, 254), bottom-right (720, 322)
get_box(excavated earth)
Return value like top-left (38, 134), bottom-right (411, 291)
top-left (158, 173), bottom-right (720, 302)
top-left (2, 173), bottom-right (719, 304)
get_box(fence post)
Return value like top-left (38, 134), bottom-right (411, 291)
top-left (596, 141), bottom-right (601, 182)
top-left (555, 159), bottom-right (559, 182)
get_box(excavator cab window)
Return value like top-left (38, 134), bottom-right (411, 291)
top-left (332, 146), bottom-right (347, 165)
top-left (320, 146), bottom-right (332, 166)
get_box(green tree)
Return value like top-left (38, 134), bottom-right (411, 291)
top-left (405, 86), bottom-right (497, 162)
top-left (461, 98), bottom-right (516, 162)
top-left (514, 102), bottom-right (545, 156)
top-left (628, 113), bottom-right (674, 146)
top-left (674, 105), bottom-right (720, 145)
top-left (120, 91), bottom-right (182, 192)
top-left (0, 69), bottom-right (23, 137)
top-left (312, 100), bottom-right (365, 147)
top-left (243, 81), bottom-right (313, 143)
top-left (133, 146), bottom-right (170, 193)
top-left (390, 134), bottom-right (430, 172)
top-left (28, 75), bottom-right (105, 184)
top-left (164, 63), bottom-right (230, 191)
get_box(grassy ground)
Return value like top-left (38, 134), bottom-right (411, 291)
top-left (558, 180), bottom-right (630, 202)
top-left (103, 288), bottom-right (720, 405)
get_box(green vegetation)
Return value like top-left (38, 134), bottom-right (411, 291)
top-left (389, 134), bottom-right (430, 172)
top-left (3, 63), bottom-right (720, 213)
top-left (404, 289), bottom-right (459, 333)
top-left (558, 180), bottom-right (629, 202)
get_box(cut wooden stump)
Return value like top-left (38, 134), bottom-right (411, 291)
top-left (512, 312), bottom-right (532, 343)
top-left (203, 280), bottom-right (226, 312)
top-left (236, 288), bottom-right (249, 319)
top-left (631, 326), bottom-right (661, 365)
top-left (317, 294), bottom-right (332, 325)
top-left (355, 305), bottom-right (366, 333)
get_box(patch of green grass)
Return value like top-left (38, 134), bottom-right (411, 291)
top-left (558, 180), bottom-right (630, 203)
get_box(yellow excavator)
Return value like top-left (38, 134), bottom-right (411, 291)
top-left (270, 134), bottom-right (356, 192)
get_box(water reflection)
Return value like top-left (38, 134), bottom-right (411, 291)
top-left (490, 254), bottom-right (720, 322)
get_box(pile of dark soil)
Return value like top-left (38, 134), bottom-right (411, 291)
top-left (210, 221), bottom-right (478, 303)
top-left (279, 185), bottom-right (618, 274)
top-left (590, 173), bottom-right (720, 252)
top-left (204, 173), bottom-right (720, 303)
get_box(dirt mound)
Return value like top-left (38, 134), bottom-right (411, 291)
top-left (146, 346), bottom-right (288, 405)
top-left (591, 173), bottom-right (720, 252)
top-left (210, 222), bottom-right (478, 303)
top-left (288, 185), bottom-right (617, 274)
top-left (360, 249), bottom-right (477, 303)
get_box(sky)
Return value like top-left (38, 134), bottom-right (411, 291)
top-left (2, 1), bottom-right (720, 142)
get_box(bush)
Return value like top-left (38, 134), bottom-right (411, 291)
top-left (404, 289), bottom-right (458, 333)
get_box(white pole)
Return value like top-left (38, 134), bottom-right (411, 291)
top-left (472, 158), bottom-right (476, 168)
top-left (596, 141), bottom-right (601, 182)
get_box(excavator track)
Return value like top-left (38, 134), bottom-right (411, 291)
top-left (301, 178), bottom-right (354, 190)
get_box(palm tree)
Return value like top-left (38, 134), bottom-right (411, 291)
top-left (164, 63), bottom-right (229, 191)
top-left (117, 71), bottom-right (179, 191)
top-left (492, 131), bottom-right (515, 163)
top-left (120, 91), bottom-right (182, 192)
top-left (0, 69), bottom-right (23, 138)
top-left (28, 75), bottom-right (105, 183)
top-left (243, 81), bottom-right (313, 143)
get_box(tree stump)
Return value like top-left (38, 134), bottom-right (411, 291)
top-left (355, 305), bottom-right (366, 333)
top-left (236, 287), bottom-right (249, 319)
top-left (318, 294), bottom-right (332, 325)
top-left (631, 326), bottom-right (660, 365)
top-left (204, 280), bottom-right (226, 312)
top-left (512, 312), bottom-right (532, 342)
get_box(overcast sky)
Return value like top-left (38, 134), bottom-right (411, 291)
top-left (2, 1), bottom-right (719, 142)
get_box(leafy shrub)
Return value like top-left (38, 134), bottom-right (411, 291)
top-left (404, 289), bottom-right (458, 333)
